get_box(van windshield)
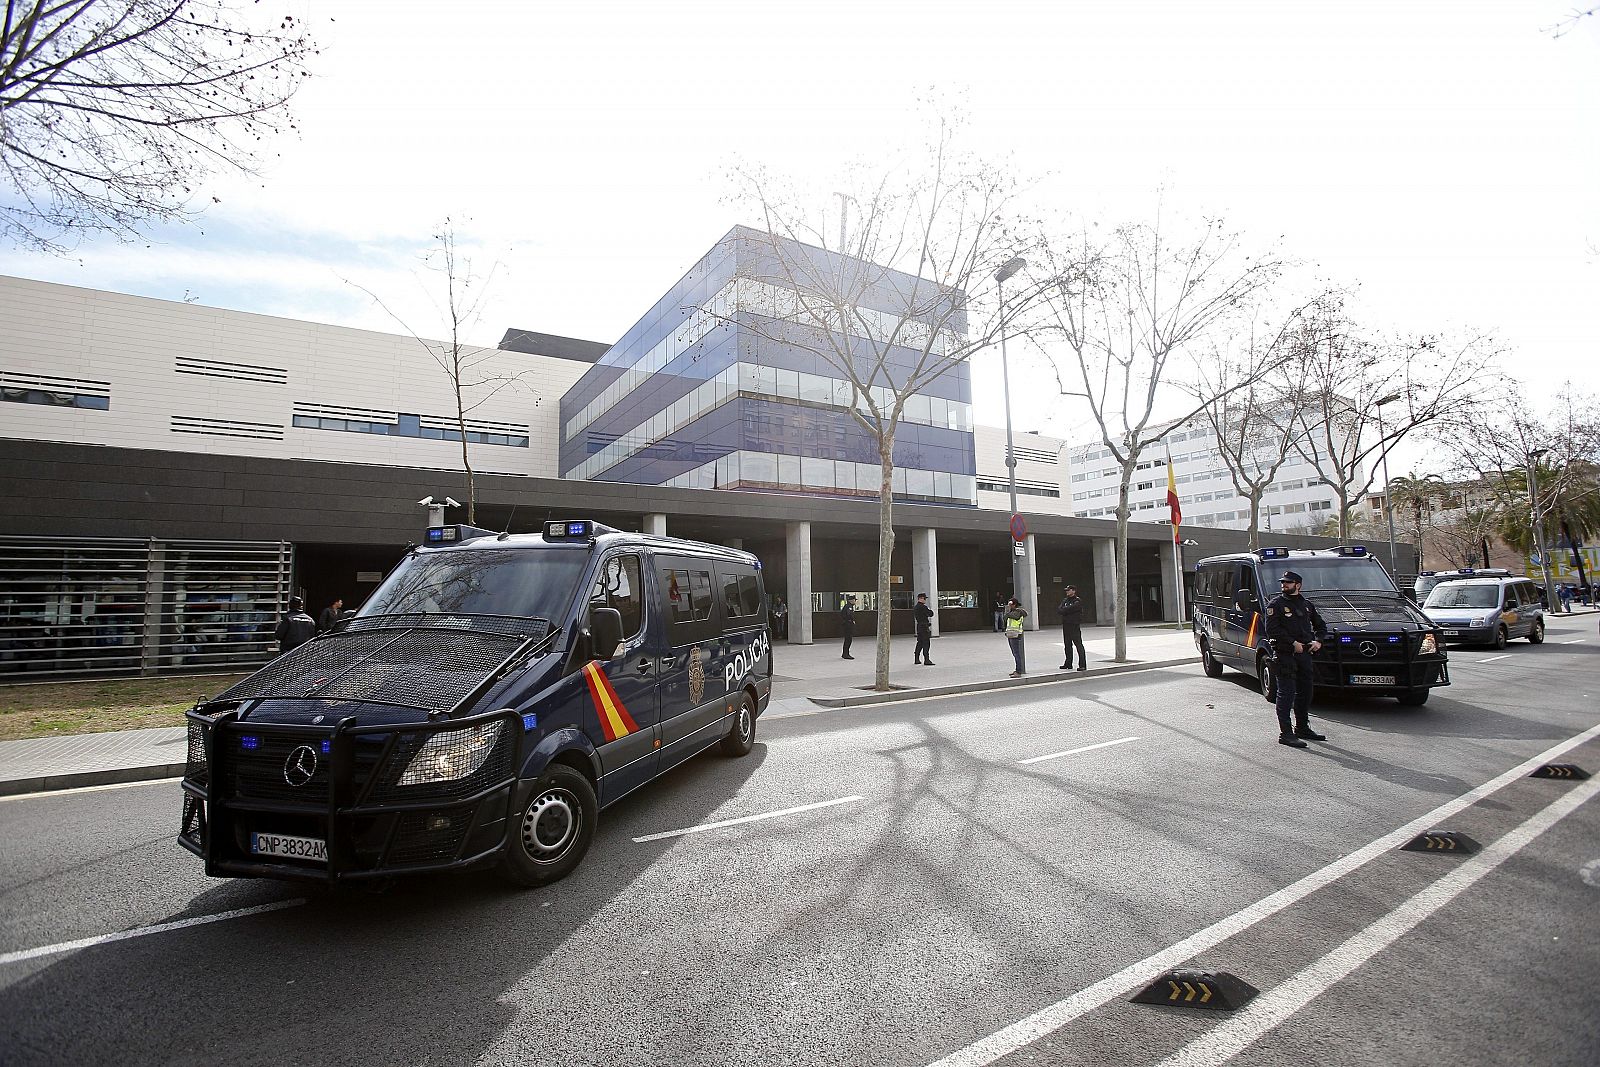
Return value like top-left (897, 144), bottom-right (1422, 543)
top-left (359, 548), bottom-right (587, 622)
top-left (1425, 585), bottom-right (1500, 609)
top-left (1285, 559), bottom-right (1397, 594)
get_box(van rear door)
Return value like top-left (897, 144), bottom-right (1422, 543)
top-left (585, 552), bottom-right (660, 803)
top-left (654, 557), bottom-right (729, 773)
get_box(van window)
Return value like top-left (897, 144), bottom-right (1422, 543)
top-left (592, 555), bottom-right (644, 639)
top-left (1236, 566), bottom-right (1258, 610)
top-left (722, 570), bottom-right (763, 619)
top-left (662, 567), bottom-right (714, 624)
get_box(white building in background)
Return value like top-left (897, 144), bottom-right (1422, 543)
top-left (1065, 418), bottom-right (1358, 534)
top-left (973, 425), bottom-right (1072, 516)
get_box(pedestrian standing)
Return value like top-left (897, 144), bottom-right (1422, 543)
top-left (840, 594), bottom-right (857, 659)
top-left (772, 596), bottom-right (788, 639)
top-left (317, 597), bottom-right (344, 633)
top-left (1004, 598), bottom-right (1028, 677)
top-left (1264, 570), bottom-right (1329, 748)
top-left (1057, 585), bottom-right (1087, 671)
top-left (274, 597), bottom-right (316, 655)
top-left (913, 592), bottom-right (935, 665)
top-left (993, 595), bottom-right (1006, 633)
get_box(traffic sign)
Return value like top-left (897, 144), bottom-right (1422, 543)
top-left (1009, 513), bottom-right (1027, 541)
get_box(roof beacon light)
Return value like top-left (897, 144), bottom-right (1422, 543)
top-left (1258, 547), bottom-right (1291, 560)
top-left (1335, 545), bottom-right (1369, 557)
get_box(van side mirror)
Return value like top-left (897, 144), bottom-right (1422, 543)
top-left (588, 607), bottom-right (624, 660)
top-left (1237, 588), bottom-right (1257, 607)
top-left (1403, 588), bottom-right (1417, 602)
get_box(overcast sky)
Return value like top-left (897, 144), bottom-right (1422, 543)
top-left (2, 0), bottom-right (1595, 456)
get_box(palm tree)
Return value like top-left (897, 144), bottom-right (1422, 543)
top-left (1387, 472), bottom-right (1447, 566)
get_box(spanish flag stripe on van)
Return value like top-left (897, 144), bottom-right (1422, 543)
top-left (1246, 612), bottom-right (1259, 649)
top-left (583, 662), bottom-right (639, 742)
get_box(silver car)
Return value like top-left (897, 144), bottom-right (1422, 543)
top-left (1422, 576), bottom-right (1546, 649)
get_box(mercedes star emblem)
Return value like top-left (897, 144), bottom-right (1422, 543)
top-left (283, 745), bottom-right (318, 787)
top-left (1359, 641), bottom-right (1378, 658)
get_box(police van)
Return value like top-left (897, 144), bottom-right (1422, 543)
top-left (1192, 546), bottom-right (1450, 707)
top-left (1412, 567), bottom-right (1513, 604)
top-left (179, 520), bottom-right (773, 887)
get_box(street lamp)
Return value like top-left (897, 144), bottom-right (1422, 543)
top-left (996, 256), bottom-right (1028, 617)
top-left (1374, 393), bottom-right (1402, 579)
top-left (1528, 447), bottom-right (1561, 613)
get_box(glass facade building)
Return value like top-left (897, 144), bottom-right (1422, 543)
top-left (558, 227), bottom-right (977, 506)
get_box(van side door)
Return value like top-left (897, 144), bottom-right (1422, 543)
top-left (584, 553), bottom-right (661, 804)
top-left (654, 557), bottom-right (726, 774)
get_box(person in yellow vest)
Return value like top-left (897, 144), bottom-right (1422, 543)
top-left (1004, 598), bottom-right (1028, 677)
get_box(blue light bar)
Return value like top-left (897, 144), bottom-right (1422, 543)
top-left (1340, 636), bottom-right (1354, 643)
top-left (425, 526), bottom-right (459, 544)
top-left (1258, 547), bottom-right (1290, 559)
top-left (321, 740), bottom-right (331, 753)
top-left (544, 520), bottom-right (594, 541)
top-left (1335, 545), bottom-right (1368, 557)
top-left (240, 735), bottom-right (260, 750)
top-left (522, 713), bottom-right (538, 731)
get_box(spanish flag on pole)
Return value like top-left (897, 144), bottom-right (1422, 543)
top-left (1166, 444), bottom-right (1182, 544)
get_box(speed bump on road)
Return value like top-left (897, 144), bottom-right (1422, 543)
top-left (1400, 830), bottom-right (1481, 854)
top-left (1530, 763), bottom-right (1591, 780)
top-left (1130, 969), bottom-right (1258, 1010)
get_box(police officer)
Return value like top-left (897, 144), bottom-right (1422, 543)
top-left (913, 592), bottom-right (935, 665)
top-left (274, 597), bottom-right (317, 656)
top-left (840, 594), bottom-right (857, 659)
top-left (1264, 570), bottom-right (1328, 747)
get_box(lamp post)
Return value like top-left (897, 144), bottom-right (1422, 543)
top-left (1528, 447), bottom-right (1561, 613)
top-left (1374, 393), bottom-right (1401, 578)
top-left (996, 255), bottom-right (1028, 615)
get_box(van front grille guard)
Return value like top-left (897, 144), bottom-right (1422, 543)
top-left (180, 706), bottom-right (524, 883)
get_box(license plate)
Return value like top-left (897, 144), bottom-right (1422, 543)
top-left (1349, 674), bottom-right (1395, 686)
top-left (251, 832), bottom-right (327, 862)
top-left (1443, 630), bottom-right (1460, 637)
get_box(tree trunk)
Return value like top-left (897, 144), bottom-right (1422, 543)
top-left (1112, 461), bottom-right (1134, 662)
top-left (1247, 493), bottom-right (1262, 551)
top-left (874, 432), bottom-right (897, 691)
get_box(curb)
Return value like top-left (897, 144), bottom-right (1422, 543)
top-left (0, 762), bottom-right (186, 799)
top-left (807, 655), bottom-right (1197, 708)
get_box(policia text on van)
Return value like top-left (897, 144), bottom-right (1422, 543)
top-left (1192, 546), bottom-right (1449, 707)
top-left (178, 521), bottom-right (773, 886)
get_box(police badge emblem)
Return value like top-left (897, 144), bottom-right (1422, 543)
top-left (688, 646), bottom-right (705, 705)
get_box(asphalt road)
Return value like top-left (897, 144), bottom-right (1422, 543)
top-left (2, 615), bottom-right (1597, 1067)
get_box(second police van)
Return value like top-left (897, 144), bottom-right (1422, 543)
top-left (1192, 545), bottom-right (1450, 707)
top-left (179, 520), bottom-right (773, 887)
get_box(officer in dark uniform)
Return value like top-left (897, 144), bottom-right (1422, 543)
top-left (840, 594), bottom-right (857, 659)
top-left (913, 592), bottom-right (935, 665)
top-left (1264, 570), bottom-right (1329, 748)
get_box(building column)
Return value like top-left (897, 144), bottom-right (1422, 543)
top-left (643, 513), bottom-right (667, 536)
top-left (786, 520), bottom-right (813, 645)
top-left (912, 527), bottom-right (940, 636)
top-left (1022, 533), bottom-right (1041, 630)
top-left (1159, 540), bottom-right (1180, 622)
top-left (140, 541), bottom-right (168, 676)
top-left (1092, 537), bottom-right (1117, 625)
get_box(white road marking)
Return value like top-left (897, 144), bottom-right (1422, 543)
top-left (0, 776), bottom-right (182, 804)
top-left (1155, 774), bottom-right (1600, 1067)
top-left (632, 795), bottom-right (863, 843)
top-left (923, 718), bottom-right (1600, 1067)
top-left (1474, 654), bottom-right (1511, 664)
top-left (1018, 736), bottom-right (1141, 766)
top-left (0, 898), bottom-right (307, 967)
top-left (1560, 638), bottom-right (1586, 644)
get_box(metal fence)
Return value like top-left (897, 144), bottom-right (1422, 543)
top-left (0, 536), bottom-right (293, 680)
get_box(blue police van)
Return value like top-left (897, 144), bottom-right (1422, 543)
top-left (1192, 545), bottom-right (1450, 707)
top-left (179, 520), bottom-right (772, 887)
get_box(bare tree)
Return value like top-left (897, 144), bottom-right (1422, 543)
top-left (350, 220), bottom-right (537, 524)
top-left (1036, 213), bottom-right (1286, 661)
top-left (1290, 323), bottom-right (1503, 541)
top-left (1, 0), bottom-right (318, 254)
top-left (724, 123), bottom-right (1042, 691)
top-left (1194, 292), bottom-right (1340, 550)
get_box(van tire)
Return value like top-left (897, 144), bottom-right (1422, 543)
top-left (1258, 655), bottom-right (1277, 704)
top-left (721, 691), bottom-right (756, 757)
top-left (1528, 620), bottom-right (1545, 644)
top-left (1493, 625), bottom-right (1508, 650)
top-left (1396, 688), bottom-right (1429, 707)
top-left (497, 764), bottom-right (596, 888)
top-left (1200, 640), bottom-right (1224, 678)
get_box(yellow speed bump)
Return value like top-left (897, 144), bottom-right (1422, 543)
top-left (1530, 763), bottom-right (1590, 780)
top-left (1131, 969), bottom-right (1258, 1011)
top-left (1400, 830), bottom-right (1481, 854)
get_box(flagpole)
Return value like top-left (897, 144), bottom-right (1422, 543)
top-left (1166, 441), bottom-right (1184, 630)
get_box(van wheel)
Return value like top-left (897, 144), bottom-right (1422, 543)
top-left (1396, 689), bottom-right (1429, 706)
top-left (1200, 640), bottom-right (1224, 678)
top-left (1493, 626), bottom-right (1508, 650)
top-left (1258, 655), bottom-right (1277, 704)
top-left (1528, 620), bottom-right (1545, 644)
top-left (498, 764), bottom-right (596, 887)
top-left (721, 691), bottom-right (756, 757)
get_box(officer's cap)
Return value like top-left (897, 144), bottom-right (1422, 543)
top-left (1279, 571), bottom-right (1303, 583)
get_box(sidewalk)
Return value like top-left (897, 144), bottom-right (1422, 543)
top-left (0, 622), bottom-right (1196, 797)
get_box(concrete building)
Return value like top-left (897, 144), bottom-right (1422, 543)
top-left (0, 235), bottom-right (1373, 678)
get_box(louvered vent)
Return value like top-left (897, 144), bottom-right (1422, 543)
top-left (1, 370), bottom-right (112, 398)
top-left (170, 415), bottom-right (284, 440)
top-left (175, 356), bottom-right (288, 384)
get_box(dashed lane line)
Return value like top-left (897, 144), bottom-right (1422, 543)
top-left (923, 718), bottom-right (1600, 1067)
top-left (1155, 773), bottom-right (1600, 1067)
top-left (632, 795), bottom-right (863, 843)
top-left (1018, 736), bottom-right (1141, 766)
top-left (1473, 654), bottom-right (1512, 663)
top-left (0, 898), bottom-right (307, 968)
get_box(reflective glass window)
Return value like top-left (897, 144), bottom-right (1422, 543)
top-left (592, 555), bottom-right (645, 638)
top-left (778, 453), bottom-right (801, 486)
